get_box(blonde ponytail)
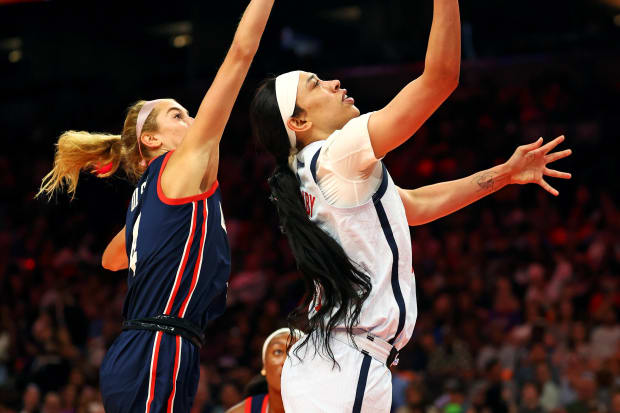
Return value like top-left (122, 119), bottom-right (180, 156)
top-left (36, 131), bottom-right (122, 200)
top-left (37, 100), bottom-right (162, 201)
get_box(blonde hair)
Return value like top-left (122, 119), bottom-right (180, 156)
top-left (37, 100), bottom-right (161, 200)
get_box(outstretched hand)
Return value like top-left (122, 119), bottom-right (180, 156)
top-left (506, 135), bottom-right (572, 196)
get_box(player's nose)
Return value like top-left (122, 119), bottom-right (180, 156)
top-left (329, 79), bottom-right (341, 92)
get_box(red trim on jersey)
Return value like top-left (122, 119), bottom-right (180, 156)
top-left (164, 202), bottom-right (198, 315)
top-left (157, 151), bottom-right (219, 205)
top-left (261, 394), bottom-right (269, 413)
top-left (166, 336), bottom-right (182, 413)
top-left (177, 201), bottom-right (208, 317)
top-left (145, 331), bottom-right (163, 413)
top-left (243, 394), bottom-right (269, 413)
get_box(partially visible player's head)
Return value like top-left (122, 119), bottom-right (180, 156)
top-left (37, 98), bottom-right (193, 200)
top-left (260, 328), bottom-right (300, 393)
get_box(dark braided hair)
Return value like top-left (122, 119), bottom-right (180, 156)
top-left (250, 77), bottom-right (372, 367)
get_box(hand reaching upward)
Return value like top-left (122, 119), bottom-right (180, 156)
top-left (506, 135), bottom-right (572, 196)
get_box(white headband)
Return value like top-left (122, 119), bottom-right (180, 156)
top-left (261, 327), bottom-right (303, 364)
top-left (275, 71), bottom-right (302, 150)
top-left (135, 99), bottom-right (165, 143)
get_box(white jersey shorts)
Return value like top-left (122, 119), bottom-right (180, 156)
top-left (282, 335), bottom-right (392, 413)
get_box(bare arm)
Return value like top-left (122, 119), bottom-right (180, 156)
top-left (398, 136), bottom-right (572, 226)
top-left (102, 227), bottom-right (128, 271)
top-left (163, 0), bottom-right (274, 196)
top-left (368, 0), bottom-right (460, 158)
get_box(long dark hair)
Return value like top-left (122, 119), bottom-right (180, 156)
top-left (249, 77), bottom-right (372, 366)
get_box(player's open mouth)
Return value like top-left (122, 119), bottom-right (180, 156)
top-left (343, 94), bottom-right (355, 104)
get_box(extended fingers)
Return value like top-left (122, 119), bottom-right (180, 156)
top-left (520, 137), bottom-right (543, 152)
top-left (536, 135), bottom-right (565, 155)
top-left (545, 148), bottom-right (572, 163)
top-left (544, 167), bottom-right (571, 179)
top-left (539, 178), bottom-right (559, 196)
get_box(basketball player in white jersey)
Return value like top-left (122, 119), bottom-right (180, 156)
top-left (249, 0), bottom-right (572, 411)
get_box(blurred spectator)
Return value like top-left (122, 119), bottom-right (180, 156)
top-left (565, 374), bottom-right (600, 413)
top-left (535, 363), bottom-right (560, 412)
top-left (590, 310), bottom-right (620, 361)
top-left (40, 393), bottom-right (60, 413)
top-left (611, 390), bottom-right (620, 413)
top-left (482, 359), bottom-right (509, 413)
top-left (19, 384), bottom-right (40, 413)
top-left (191, 365), bottom-right (216, 413)
top-left (212, 382), bottom-right (242, 413)
top-left (427, 326), bottom-right (474, 383)
top-left (395, 379), bottom-right (431, 413)
top-left (518, 382), bottom-right (543, 413)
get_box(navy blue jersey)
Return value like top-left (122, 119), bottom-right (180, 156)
top-left (244, 394), bottom-right (269, 413)
top-left (122, 151), bottom-right (231, 329)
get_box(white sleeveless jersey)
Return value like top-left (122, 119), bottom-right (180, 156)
top-left (295, 140), bottom-right (418, 350)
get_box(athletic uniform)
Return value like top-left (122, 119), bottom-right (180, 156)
top-left (281, 113), bottom-right (417, 412)
top-left (100, 151), bottom-right (231, 413)
top-left (243, 394), bottom-right (269, 413)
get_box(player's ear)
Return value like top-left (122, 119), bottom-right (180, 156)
top-left (141, 133), bottom-right (163, 150)
top-left (260, 368), bottom-right (266, 376)
top-left (287, 117), bottom-right (312, 134)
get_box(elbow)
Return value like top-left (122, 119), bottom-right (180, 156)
top-left (438, 71), bottom-right (460, 94)
top-left (423, 67), bottom-right (460, 94)
top-left (447, 71), bottom-right (459, 91)
top-left (445, 70), bottom-right (459, 91)
top-left (229, 40), bottom-right (257, 62)
top-left (101, 256), bottom-right (114, 271)
top-left (102, 255), bottom-right (120, 272)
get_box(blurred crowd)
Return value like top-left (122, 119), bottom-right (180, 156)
top-left (0, 55), bottom-right (618, 413)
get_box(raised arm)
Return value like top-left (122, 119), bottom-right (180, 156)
top-left (181, 0), bottom-right (273, 151)
top-left (398, 136), bottom-right (572, 226)
top-left (163, 0), bottom-right (274, 195)
top-left (368, 0), bottom-right (460, 158)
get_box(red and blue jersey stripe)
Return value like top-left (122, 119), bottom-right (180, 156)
top-left (121, 151), bottom-right (231, 413)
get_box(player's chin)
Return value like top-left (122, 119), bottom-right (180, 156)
top-left (338, 102), bottom-right (358, 115)
top-left (348, 104), bottom-right (360, 117)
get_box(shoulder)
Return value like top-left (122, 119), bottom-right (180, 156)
top-left (322, 112), bottom-right (375, 157)
top-left (224, 399), bottom-right (247, 413)
top-left (326, 113), bottom-right (373, 144)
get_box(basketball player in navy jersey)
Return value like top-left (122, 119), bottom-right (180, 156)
top-left (249, 0), bottom-right (572, 411)
top-left (226, 328), bottom-right (300, 413)
top-left (37, 1), bottom-right (274, 412)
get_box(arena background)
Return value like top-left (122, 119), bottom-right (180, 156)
top-left (1, 0), bottom-right (619, 412)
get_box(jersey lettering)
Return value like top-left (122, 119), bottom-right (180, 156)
top-left (130, 179), bottom-right (148, 211)
top-left (130, 188), bottom-right (139, 211)
top-left (301, 190), bottom-right (316, 217)
top-left (129, 213), bottom-right (141, 276)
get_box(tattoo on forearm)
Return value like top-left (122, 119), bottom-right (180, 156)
top-left (475, 172), bottom-right (510, 192)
